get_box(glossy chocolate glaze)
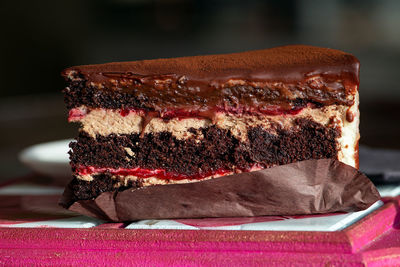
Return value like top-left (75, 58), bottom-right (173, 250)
top-left (62, 45), bottom-right (360, 114)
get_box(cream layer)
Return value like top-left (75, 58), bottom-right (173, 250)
top-left (73, 102), bottom-right (354, 143)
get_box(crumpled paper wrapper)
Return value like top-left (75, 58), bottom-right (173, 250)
top-left (59, 159), bottom-right (380, 222)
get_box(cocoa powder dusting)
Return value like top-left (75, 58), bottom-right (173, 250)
top-left (62, 45), bottom-right (360, 112)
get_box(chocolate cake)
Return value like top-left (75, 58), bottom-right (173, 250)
top-left (62, 45), bottom-right (360, 205)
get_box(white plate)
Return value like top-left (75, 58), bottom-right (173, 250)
top-left (126, 201), bottom-right (383, 231)
top-left (19, 139), bottom-right (72, 180)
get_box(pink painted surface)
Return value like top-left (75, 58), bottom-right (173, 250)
top-left (0, 176), bottom-right (399, 266)
top-left (0, 199), bottom-right (399, 265)
top-left (344, 198), bottom-right (398, 253)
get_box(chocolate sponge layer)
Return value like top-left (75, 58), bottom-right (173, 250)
top-left (66, 174), bottom-right (143, 206)
top-left (70, 118), bottom-right (339, 177)
top-left (63, 78), bottom-right (343, 111)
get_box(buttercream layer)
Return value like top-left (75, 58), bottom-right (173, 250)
top-left (72, 103), bottom-right (349, 141)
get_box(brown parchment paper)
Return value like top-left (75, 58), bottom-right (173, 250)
top-left (59, 159), bottom-right (380, 222)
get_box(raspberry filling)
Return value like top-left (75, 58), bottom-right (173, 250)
top-left (68, 107), bottom-right (87, 121)
top-left (77, 166), bottom-right (233, 181)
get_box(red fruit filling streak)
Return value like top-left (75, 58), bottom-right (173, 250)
top-left (77, 166), bottom-right (233, 181)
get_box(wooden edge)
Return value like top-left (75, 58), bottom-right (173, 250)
top-left (0, 198), bottom-right (399, 265)
top-left (344, 196), bottom-right (400, 253)
top-left (0, 227), bottom-right (350, 253)
top-left (362, 247), bottom-right (400, 266)
top-left (2, 199), bottom-right (399, 254)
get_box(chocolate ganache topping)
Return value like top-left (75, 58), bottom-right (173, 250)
top-left (62, 45), bottom-right (360, 115)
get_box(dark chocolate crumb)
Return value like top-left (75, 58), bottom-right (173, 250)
top-left (70, 119), bottom-right (339, 177)
top-left (67, 174), bottom-right (143, 203)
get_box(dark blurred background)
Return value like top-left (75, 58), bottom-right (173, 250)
top-left (1, 0), bottom-right (400, 179)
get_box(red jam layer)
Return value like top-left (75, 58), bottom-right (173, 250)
top-left (77, 166), bottom-right (233, 181)
top-left (68, 108), bottom-right (87, 122)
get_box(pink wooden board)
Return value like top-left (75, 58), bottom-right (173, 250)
top-left (0, 175), bottom-right (399, 266)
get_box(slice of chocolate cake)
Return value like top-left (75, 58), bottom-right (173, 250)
top-left (62, 45), bottom-right (360, 204)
